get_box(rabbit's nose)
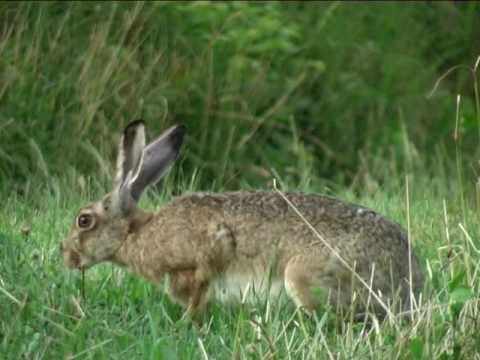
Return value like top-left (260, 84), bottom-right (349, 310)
top-left (64, 249), bottom-right (81, 269)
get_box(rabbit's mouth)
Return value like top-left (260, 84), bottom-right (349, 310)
top-left (63, 248), bottom-right (95, 270)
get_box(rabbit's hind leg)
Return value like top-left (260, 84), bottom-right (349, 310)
top-left (284, 255), bottom-right (349, 314)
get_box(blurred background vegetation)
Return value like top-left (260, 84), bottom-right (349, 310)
top-left (0, 1), bottom-right (479, 195)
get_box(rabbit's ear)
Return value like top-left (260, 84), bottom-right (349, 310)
top-left (111, 120), bottom-right (146, 214)
top-left (114, 120), bottom-right (146, 189)
top-left (129, 124), bottom-right (185, 202)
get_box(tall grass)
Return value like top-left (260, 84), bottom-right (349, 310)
top-left (0, 2), bottom-right (479, 192)
top-left (2, 2), bottom-right (480, 358)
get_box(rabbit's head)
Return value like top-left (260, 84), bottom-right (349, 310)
top-left (62, 120), bottom-right (185, 270)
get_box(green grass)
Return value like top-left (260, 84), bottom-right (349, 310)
top-left (0, 2), bottom-right (479, 190)
top-left (2, 2), bottom-right (480, 359)
top-left (1, 172), bottom-right (480, 359)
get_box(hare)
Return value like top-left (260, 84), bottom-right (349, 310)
top-left (62, 120), bottom-right (424, 319)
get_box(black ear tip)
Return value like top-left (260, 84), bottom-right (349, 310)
top-left (175, 124), bottom-right (186, 135)
top-left (170, 124), bottom-right (186, 138)
top-left (170, 124), bottom-right (186, 148)
top-left (124, 119), bottom-right (146, 134)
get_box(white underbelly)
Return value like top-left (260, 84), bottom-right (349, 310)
top-left (211, 272), bottom-right (285, 304)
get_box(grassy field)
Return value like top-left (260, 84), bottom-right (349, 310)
top-left (1, 2), bottom-right (480, 359)
top-left (1, 171), bottom-right (480, 359)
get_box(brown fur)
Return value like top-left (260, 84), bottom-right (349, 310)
top-left (63, 191), bottom-right (424, 317)
top-left (62, 122), bottom-right (424, 319)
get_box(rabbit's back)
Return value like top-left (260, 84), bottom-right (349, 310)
top-left (173, 191), bottom-right (423, 291)
top-left (176, 190), bottom-right (410, 254)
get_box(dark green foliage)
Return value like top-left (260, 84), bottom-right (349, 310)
top-left (0, 2), bottom-right (479, 192)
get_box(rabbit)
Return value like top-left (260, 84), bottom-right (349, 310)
top-left (62, 120), bottom-right (424, 319)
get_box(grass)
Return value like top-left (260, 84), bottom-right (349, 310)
top-left (0, 2), bottom-right (479, 190)
top-left (1, 171), bottom-right (480, 359)
top-left (1, 2), bottom-right (480, 359)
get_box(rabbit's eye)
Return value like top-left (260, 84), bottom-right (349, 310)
top-left (77, 214), bottom-right (94, 229)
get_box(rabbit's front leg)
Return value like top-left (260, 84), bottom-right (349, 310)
top-left (168, 267), bottom-right (211, 319)
top-left (184, 267), bottom-right (211, 319)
